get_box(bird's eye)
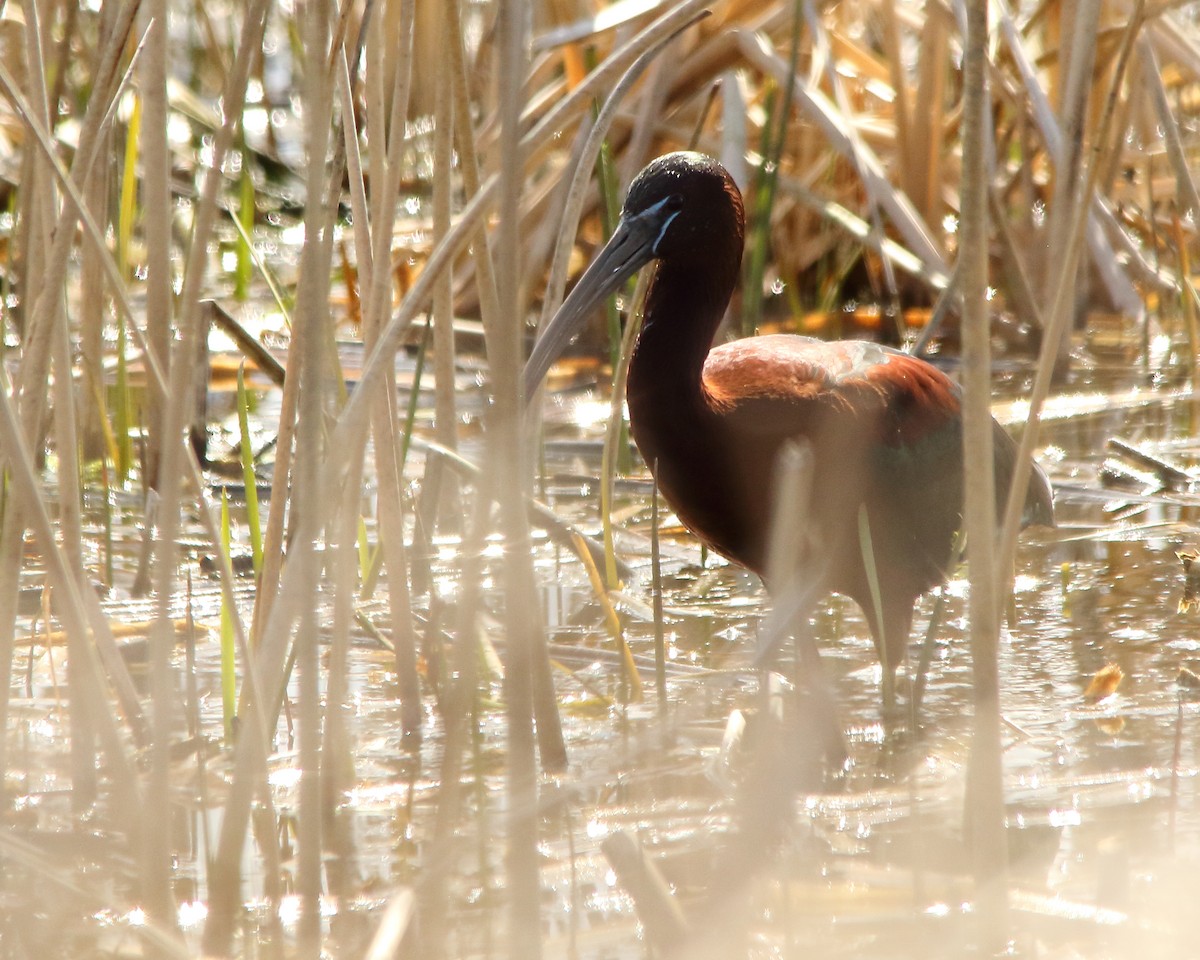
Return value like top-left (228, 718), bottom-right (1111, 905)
top-left (664, 193), bottom-right (684, 212)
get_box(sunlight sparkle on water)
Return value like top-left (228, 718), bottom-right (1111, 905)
top-left (1005, 398), bottom-right (1031, 423)
top-left (268, 766), bottom-right (302, 789)
top-left (1112, 627), bottom-right (1152, 642)
top-left (1048, 808), bottom-right (1082, 827)
top-left (277, 895), bottom-right (339, 925)
top-left (349, 782), bottom-right (415, 806)
top-left (1128, 780), bottom-right (1154, 801)
top-left (586, 818), bottom-right (608, 839)
top-left (178, 902), bottom-right (208, 929)
top-left (572, 397), bottom-right (617, 428)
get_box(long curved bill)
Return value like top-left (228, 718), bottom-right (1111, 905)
top-left (522, 210), bottom-right (663, 403)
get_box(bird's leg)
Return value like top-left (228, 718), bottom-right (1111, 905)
top-left (874, 600), bottom-right (914, 726)
top-left (881, 664), bottom-right (898, 716)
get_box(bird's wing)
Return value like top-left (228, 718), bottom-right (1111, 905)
top-left (702, 336), bottom-right (962, 447)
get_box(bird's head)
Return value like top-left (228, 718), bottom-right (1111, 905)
top-left (621, 152), bottom-right (744, 265)
top-left (524, 152), bottom-right (743, 399)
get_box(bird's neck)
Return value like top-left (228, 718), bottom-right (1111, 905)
top-left (627, 257), bottom-right (737, 404)
top-left (624, 254), bottom-right (748, 563)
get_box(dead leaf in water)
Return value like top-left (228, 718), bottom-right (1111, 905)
top-left (1177, 665), bottom-right (1200, 699)
top-left (1084, 662), bottom-right (1124, 702)
top-left (1177, 548), bottom-right (1200, 613)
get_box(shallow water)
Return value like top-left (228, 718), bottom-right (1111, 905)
top-left (7, 351), bottom-right (1200, 959)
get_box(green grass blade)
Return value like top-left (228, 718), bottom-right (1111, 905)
top-left (219, 490), bottom-right (237, 744)
top-left (236, 364), bottom-right (263, 576)
top-left (117, 95), bottom-right (141, 277)
top-left (235, 145), bottom-right (254, 301)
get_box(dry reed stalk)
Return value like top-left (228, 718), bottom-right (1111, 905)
top-left (908, 2), bottom-right (948, 234)
top-left (315, 1), bottom-right (714, 470)
top-left (721, 69), bottom-right (749, 184)
top-left (518, 123), bottom-right (590, 349)
top-left (202, 538), bottom-right (321, 954)
top-left (51, 297), bottom-right (93, 800)
top-left (1137, 37), bottom-right (1200, 221)
top-left (15, 0), bottom-right (139, 450)
top-left (337, 50), bottom-right (371, 280)
top-left (421, 484), bottom-right (491, 957)
top-left (762, 442), bottom-right (846, 761)
top-left (363, 888), bottom-right (416, 960)
top-left (417, 5), bottom-right (515, 941)
top-left (995, 0), bottom-right (1141, 316)
top-left (0, 827), bottom-right (192, 959)
top-left (78, 3), bottom-right (120, 459)
top-left (448, 0), bottom-right (501, 339)
top-left (0, 379), bottom-right (144, 816)
top-left (433, 0), bottom-right (459, 461)
top-left (600, 831), bottom-right (689, 953)
top-left (995, 0), bottom-right (1146, 605)
top-left (1043, 0), bottom-right (1099, 359)
top-left (495, 1), bottom-right (543, 954)
top-left (0, 59), bottom-right (170, 404)
top-left (736, 30), bottom-right (946, 273)
top-left (879, 0), bottom-right (912, 191)
top-left (2, 0), bottom-right (141, 815)
top-left (988, 186), bottom-right (1044, 329)
top-left (134, 0), bottom-right (183, 934)
top-left (287, 3), bottom-right (339, 953)
top-left (140, 0), bottom-right (172, 481)
top-left (959, 0), bottom-right (1009, 948)
top-left (620, 56), bottom-right (675, 184)
top-left (531, 11), bottom-right (709, 350)
top-left (359, 0), bottom-right (421, 739)
top-left (802, 0), bottom-right (902, 326)
top-left (322, 39), bottom-right (372, 933)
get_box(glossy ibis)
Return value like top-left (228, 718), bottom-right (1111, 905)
top-left (524, 151), bottom-right (1054, 682)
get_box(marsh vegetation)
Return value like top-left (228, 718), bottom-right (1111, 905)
top-left (2, 0), bottom-right (1200, 957)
